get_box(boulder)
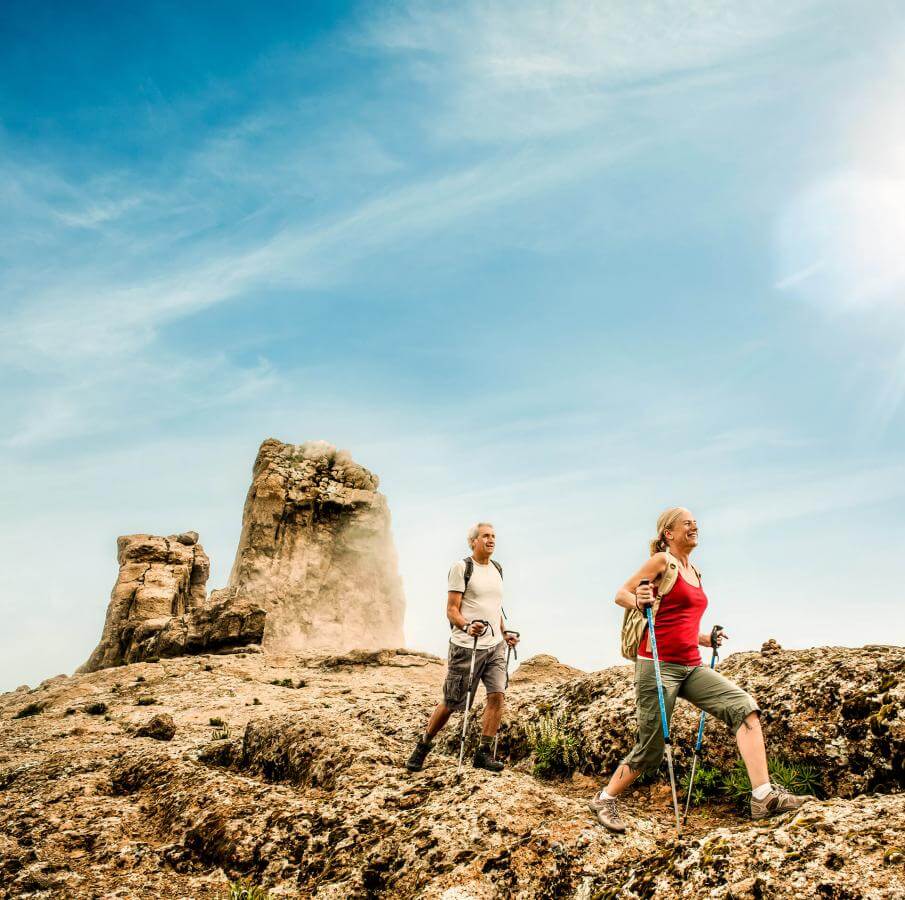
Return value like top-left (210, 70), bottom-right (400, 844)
top-left (135, 713), bottom-right (176, 741)
top-left (225, 438), bottom-right (405, 653)
top-left (79, 534), bottom-right (264, 673)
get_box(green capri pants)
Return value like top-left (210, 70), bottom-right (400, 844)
top-left (622, 659), bottom-right (760, 775)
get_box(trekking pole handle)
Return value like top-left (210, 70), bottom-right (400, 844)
top-left (467, 619), bottom-right (492, 636)
top-left (503, 630), bottom-right (520, 660)
top-left (709, 624), bottom-right (723, 660)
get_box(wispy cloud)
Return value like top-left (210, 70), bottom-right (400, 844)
top-left (365, 0), bottom-right (820, 142)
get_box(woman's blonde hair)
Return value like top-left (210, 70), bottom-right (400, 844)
top-left (649, 507), bottom-right (685, 556)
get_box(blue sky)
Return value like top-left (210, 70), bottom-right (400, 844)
top-left (2, 1), bottom-right (904, 691)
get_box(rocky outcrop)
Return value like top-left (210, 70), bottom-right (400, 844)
top-left (2, 644), bottom-right (901, 898)
top-left (494, 643), bottom-right (905, 799)
top-left (80, 533), bottom-right (264, 672)
top-left (226, 438), bottom-right (405, 653)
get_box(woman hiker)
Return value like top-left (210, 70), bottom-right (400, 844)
top-left (589, 507), bottom-right (815, 833)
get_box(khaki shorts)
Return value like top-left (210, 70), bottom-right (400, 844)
top-left (442, 640), bottom-right (507, 711)
top-left (622, 659), bottom-right (760, 775)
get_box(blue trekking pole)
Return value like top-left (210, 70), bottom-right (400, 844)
top-left (682, 624), bottom-right (723, 825)
top-left (641, 579), bottom-right (682, 835)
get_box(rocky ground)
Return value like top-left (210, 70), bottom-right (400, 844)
top-left (1, 644), bottom-right (903, 898)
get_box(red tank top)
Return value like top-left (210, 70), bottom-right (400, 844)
top-left (637, 569), bottom-right (707, 666)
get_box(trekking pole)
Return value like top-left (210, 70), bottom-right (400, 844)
top-left (457, 619), bottom-right (492, 776)
top-left (641, 580), bottom-right (682, 836)
top-left (682, 624), bottom-right (723, 825)
top-left (492, 630), bottom-right (520, 761)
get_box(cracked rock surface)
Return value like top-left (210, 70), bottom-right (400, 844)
top-left (1, 643), bottom-right (902, 898)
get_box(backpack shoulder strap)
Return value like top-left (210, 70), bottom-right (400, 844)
top-left (462, 557), bottom-right (474, 593)
top-left (491, 559), bottom-right (503, 579)
top-left (657, 549), bottom-right (680, 597)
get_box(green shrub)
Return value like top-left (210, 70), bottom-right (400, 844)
top-left (85, 702), bottom-right (108, 715)
top-left (204, 664), bottom-right (214, 672)
top-left (227, 878), bottom-right (270, 899)
top-left (252, 698), bottom-right (261, 705)
top-left (679, 762), bottom-right (723, 807)
top-left (209, 717), bottom-right (225, 727)
top-left (13, 702), bottom-right (45, 719)
top-left (526, 713), bottom-right (580, 778)
top-left (211, 726), bottom-right (230, 741)
top-left (720, 758), bottom-right (822, 809)
top-left (135, 697), bottom-right (157, 706)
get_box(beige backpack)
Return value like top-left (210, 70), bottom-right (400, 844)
top-left (619, 550), bottom-right (702, 660)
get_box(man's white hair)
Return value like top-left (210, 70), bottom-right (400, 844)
top-left (467, 522), bottom-right (494, 549)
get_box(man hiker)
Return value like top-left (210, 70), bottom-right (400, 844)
top-left (406, 522), bottom-right (520, 773)
top-left (590, 507), bottom-right (816, 833)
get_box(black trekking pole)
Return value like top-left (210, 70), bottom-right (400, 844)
top-left (682, 624), bottom-right (723, 825)
top-left (492, 630), bottom-right (520, 762)
top-left (642, 580), bottom-right (682, 836)
top-left (457, 619), bottom-right (492, 776)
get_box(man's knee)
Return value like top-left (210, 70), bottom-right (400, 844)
top-left (486, 691), bottom-right (505, 707)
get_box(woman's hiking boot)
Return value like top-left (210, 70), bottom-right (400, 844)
top-left (472, 743), bottom-right (505, 773)
top-left (588, 795), bottom-right (627, 833)
top-left (405, 737), bottom-right (433, 772)
top-left (750, 786), bottom-right (816, 820)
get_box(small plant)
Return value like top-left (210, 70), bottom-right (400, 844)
top-left (13, 702), bottom-right (46, 719)
top-left (679, 762), bottom-right (722, 807)
top-left (526, 713), bottom-right (580, 778)
top-left (227, 876), bottom-right (271, 898)
top-left (211, 726), bottom-right (230, 741)
top-left (136, 676), bottom-right (146, 683)
top-left (146, 656), bottom-right (160, 663)
top-left (64, 707), bottom-right (76, 716)
top-left (135, 697), bottom-right (157, 706)
top-left (85, 702), bottom-right (108, 716)
top-left (209, 717), bottom-right (225, 727)
top-left (270, 678), bottom-right (296, 688)
top-left (252, 698), bottom-right (261, 705)
top-left (204, 664), bottom-right (214, 672)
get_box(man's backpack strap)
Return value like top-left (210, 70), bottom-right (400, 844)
top-left (462, 557), bottom-right (474, 593)
top-left (463, 557), bottom-right (503, 593)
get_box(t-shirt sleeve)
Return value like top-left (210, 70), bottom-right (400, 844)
top-left (448, 560), bottom-right (466, 593)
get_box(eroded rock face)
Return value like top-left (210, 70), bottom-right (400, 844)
top-left (226, 438), bottom-right (405, 653)
top-left (80, 534), bottom-right (264, 673)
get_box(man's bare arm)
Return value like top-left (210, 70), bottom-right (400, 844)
top-left (447, 591), bottom-right (468, 630)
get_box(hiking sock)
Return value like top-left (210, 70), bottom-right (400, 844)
top-left (421, 733), bottom-right (434, 746)
top-left (597, 789), bottom-right (617, 801)
top-left (480, 735), bottom-right (493, 750)
top-left (751, 782), bottom-right (772, 800)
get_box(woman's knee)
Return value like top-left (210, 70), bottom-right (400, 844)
top-left (734, 708), bottom-right (762, 736)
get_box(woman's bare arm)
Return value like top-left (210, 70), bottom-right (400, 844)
top-left (614, 552), bottom-right (668, 611)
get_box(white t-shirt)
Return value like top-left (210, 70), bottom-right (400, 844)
top-left (448, 557), bottom-right (504, 650)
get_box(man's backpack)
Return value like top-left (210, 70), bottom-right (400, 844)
top-left (619, 550), bottom-right (702, 660)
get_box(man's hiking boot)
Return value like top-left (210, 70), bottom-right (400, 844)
top-left (405, 737), bottom-right (433, 772)
top-left (472, 745), bottom-right (504, 773)
top-left (588, 795), bottom-right (627, 834)
top-left (751, 786), bottom-right (815, 821)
